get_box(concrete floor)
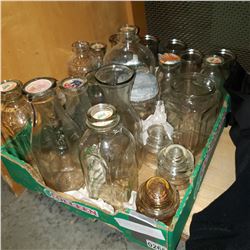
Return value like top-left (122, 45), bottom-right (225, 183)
top-left (1, 180), bottom-right (185, 250)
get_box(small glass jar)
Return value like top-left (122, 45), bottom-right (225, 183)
top-left (136, 176), bottom-right (180, 225)
top-left (90, 42), bottom-right (107, 69)
top-left (200, 55), bottom-right (225, 98)
top-left (211, 48), bottom-right (236, 80)
top-left (23, 77), bottom-right (85, 192)
top-left (104, 24), bottom-right (158, 119)
top-left (158, 144), bottom-right (194, 190)
top-left (59, 77), bottom-right (91, 132)
top-left (1, 80), bottom-right (34, 164)
top-left (165, 73), bottom-right (220, 154)
top-left (181, 49), bottom-right (203, 73)
top-left (79, 103), bottom-right (138, 209)
top-left (68, 41), bottom-right (99, 77)
top-left (156, 53), bottom-right (182, 100)
top-left (142, 124), bottom-right (172, 170)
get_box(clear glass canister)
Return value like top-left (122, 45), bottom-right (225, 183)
top-left (1, 80), bottom-right (34, 164)
top-left (136, 176), bottom-right (180, 225)
top-left (165, 73), bottom-right (220, 154)
top-left (157, 144), bottom-right (194, 190)
top-left (200, 55), bottom-right (225, 98)
top-left (59, 76), bottom-right (91, 132)
top-left (104, 24), bottom-right (158, 119)
top-left (156, 53), bottom-right (182, 100)
top-left (23, 77), bottom-right (85, 192)
top-left (142, 124), bottom-right (172, 170)
top-left (90, 42), bottom-right (107, 69)
top-left (181, 49), bottom-right (203, 73)
top-left (68, 40), bottom-right (99, 77)
top-left (79, 103), bottom-right (138, 209)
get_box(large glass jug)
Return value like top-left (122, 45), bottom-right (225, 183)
top-left (165, 73), bottom-right (220, 154)
top-left (104, 25), bottom-right (158, 119)
top-left (79, 103), bottom-right (138, 209)
top-left (23, 77), bottom-right (85, 192)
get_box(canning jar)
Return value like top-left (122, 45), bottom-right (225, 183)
top-left (23, 77), bottom-right (85, 192)
top-left (160, 38), bottom-right (187, 56)
top-left (165, 73), bottom-right (220, 154)
top-left (79, 103), bottom-right (138, 209)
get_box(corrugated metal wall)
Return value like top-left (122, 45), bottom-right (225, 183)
top-left (145, 1), bottom-right (250, 71)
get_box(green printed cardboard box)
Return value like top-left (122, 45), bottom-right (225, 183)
top-left (1, 96), bottom-right (230, 250)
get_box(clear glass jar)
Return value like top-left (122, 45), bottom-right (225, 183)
top-left (68, 41), bottom-right (99, 77)
top-left (142, 124), bottom-right (172, 170)
top-left (181, 49), bottom-right (203, 73)
top-left (23, 77), bottom-right (85, 192)
top-left (140, 34), bottom-right (159, 66)
top-left (79, 103), bottom-right (138, 209)
top-left (1, 80), bottom-right (34, 163)
top-left (211, 49), bottom-right (236, 80)
top-left (165, 73), bottom-right (220, 154)
top-left (200, 55), bottom-right (225, 98)
top-left (161, 38), bottom-right (187, 56)
top-left (136, 176), bottom-right (180, 225)
top-left (59, 77), bottom-right (91, 132)
top-left (90, 42), bottom-right (107, 69)
top-left (104, 24), bottom-right (158, 119)
top-left (156, 53), bottom-right (182, 100)
top-left (158, 144), bottom-right (194, 190)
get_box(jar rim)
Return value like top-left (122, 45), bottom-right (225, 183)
top-left (94, 64), bottom-right (135, 88)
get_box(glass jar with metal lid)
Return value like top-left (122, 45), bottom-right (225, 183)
top-left (159, 38), bottom-right (187, 56)
top-left (23, 77), bottom-right (84, 192)
top-left (90, 42), bottom-right (107, 68)
top-left (79, 103), bottom-right (138, 209)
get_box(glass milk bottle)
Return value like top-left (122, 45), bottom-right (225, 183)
top-left (23, 77), bottom-right (85, 192)
top-left (79, 103), bottom-right (138, 209)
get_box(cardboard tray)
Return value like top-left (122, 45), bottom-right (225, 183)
top-left (1, 95), bottom-right (230, 250)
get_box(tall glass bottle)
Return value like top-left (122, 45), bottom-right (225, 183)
top-left (1, 80), bottom-right (34, 163)
top-left (156, 53), bottom-right (182, 100)
top-left (68, 41), bottom-right (99, 77)
top-left (23, 77), bottom-right (85, 192)
top-left (200, 55), bottom-right (225, 97)
top-left (59, 76), bottom-right (91, 132)
top-left (94, 64), bottom-right (143, 167)
top-left (104, 25), bottom-right (158, 119)
top-left (79, 103), bottom-right (138, 209)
